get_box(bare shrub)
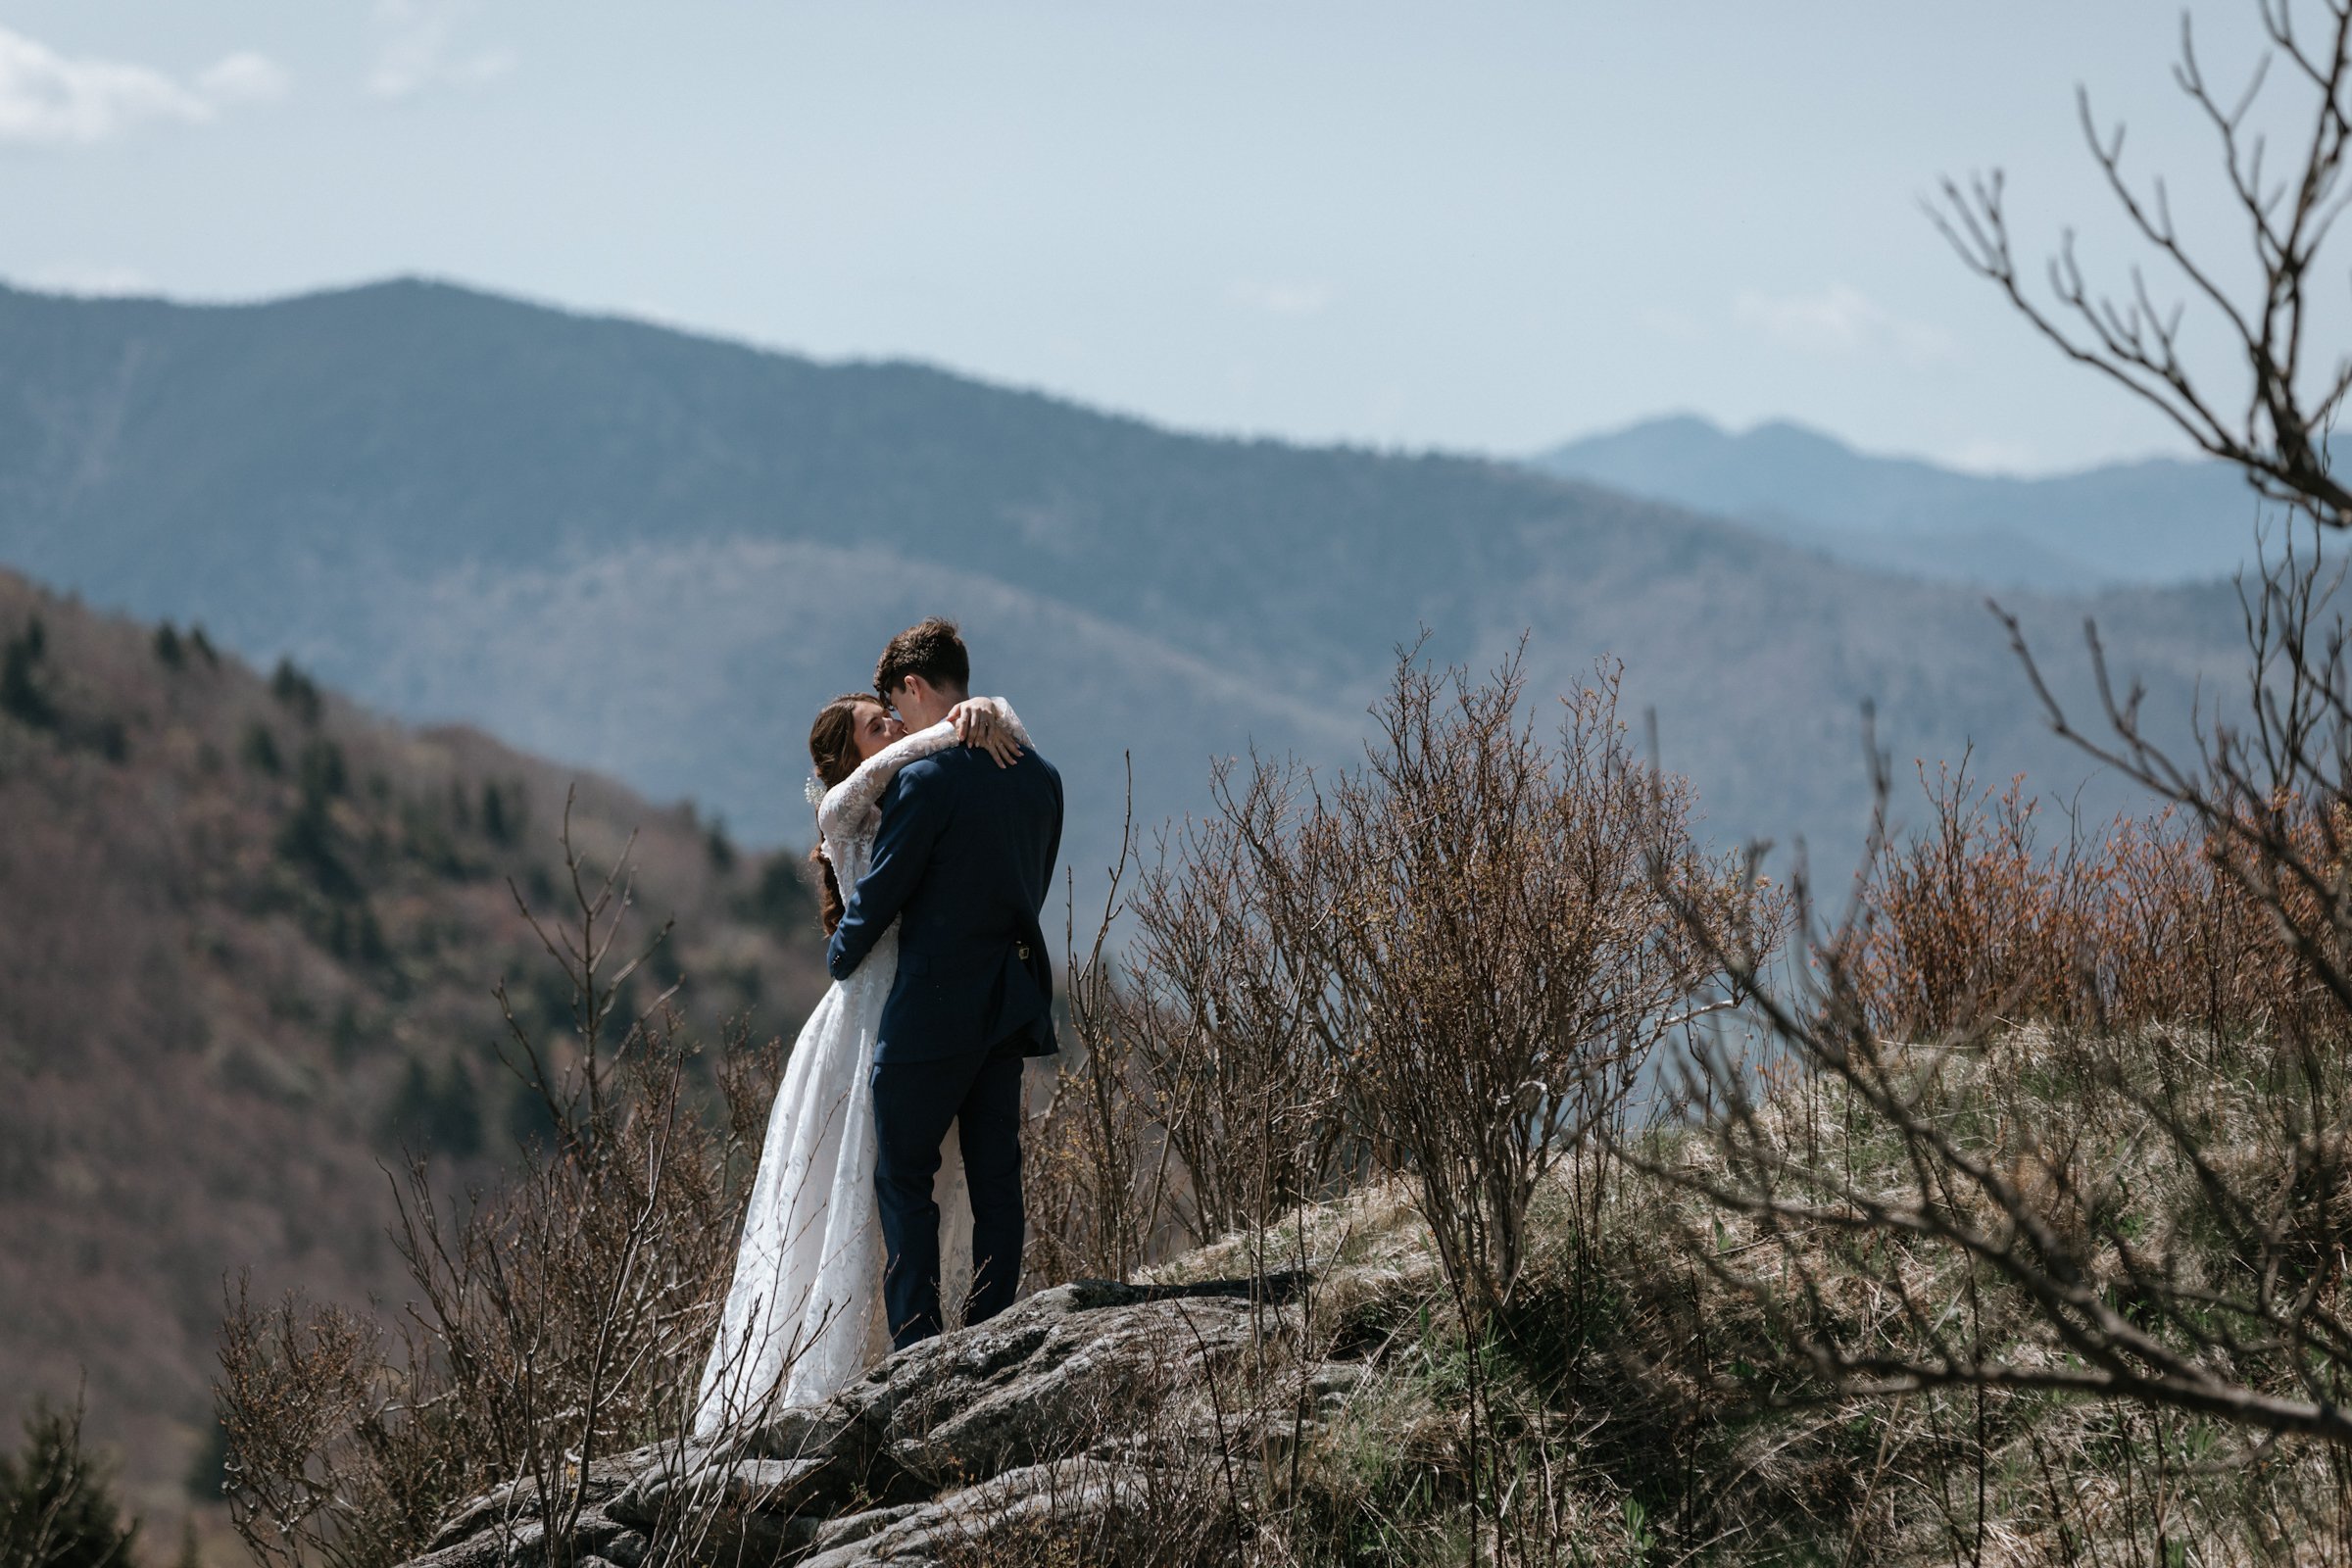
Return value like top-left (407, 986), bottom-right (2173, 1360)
top-left (1066, 649), bottom-right (1764, 1566)
top-left (1851, 752), bottom-right (2345, 1047)
top-left (1933, 0), bottom-right (2352, 526)
top-left (1023, 1040), bottom-right (1164, 1289)
top-left (1298, 651), bottom-right (1755, 1318)
top-left (1648, 759), bottom-right (2352, 1452)
top-left (212, 1287), bottom-right (438, 1568)
top-left (1038, 651), bottom-right (1759, 1316)
top-left (1120, 755), bottom-right (1358, 1250)
top-left (1627, 2), bottom-right (2352, 1492)
top-left (1850, 760), bottom-right (2103, 1036)
top-left (1024, 785), bottom-right (1173, 1287)
top-left (215, 801), bottom-right (782, 1568)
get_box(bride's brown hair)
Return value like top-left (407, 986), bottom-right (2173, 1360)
top-left (808, 692), bottom-right (885, 935)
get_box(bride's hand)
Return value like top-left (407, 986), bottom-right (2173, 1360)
top-left (950, 699), bottom-right (1024, 768)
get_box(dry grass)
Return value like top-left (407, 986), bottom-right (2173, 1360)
top-left (1852, 757), bottom-right (2343, 1047)
top-left (1634, 1020), bottom-right (2352, 1561)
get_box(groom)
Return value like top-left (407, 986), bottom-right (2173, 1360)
top-left (825, 618), bottom-right (1063, 1348)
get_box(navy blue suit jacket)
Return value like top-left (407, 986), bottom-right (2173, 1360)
top-left (825, 743), bottom-right (1063, 1063)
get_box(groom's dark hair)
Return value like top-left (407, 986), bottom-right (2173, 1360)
top-left (875, 617), bottom-right (970, 702)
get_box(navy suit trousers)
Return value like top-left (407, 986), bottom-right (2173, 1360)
top-left (871, 1039), bottom-right (1027, 1348)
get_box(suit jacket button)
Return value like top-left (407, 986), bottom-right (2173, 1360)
top-left (1015, 943), bottom-right (1031, 960)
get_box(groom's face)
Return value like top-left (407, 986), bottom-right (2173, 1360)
top-left (888, 673), bottom-right (956, 731)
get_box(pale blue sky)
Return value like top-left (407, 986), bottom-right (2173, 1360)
top-left (0, 2), bottom-right (2313, 472)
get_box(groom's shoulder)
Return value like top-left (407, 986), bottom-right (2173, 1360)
top-left (897, 749), bottom-right (958, 787)
top-left (877, 750), bottom-right (956, 812)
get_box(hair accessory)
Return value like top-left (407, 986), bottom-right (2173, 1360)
top-left (805, 773), bottom-right (826, 807)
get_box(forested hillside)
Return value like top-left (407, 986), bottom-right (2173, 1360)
top-left (0, 569), bottom-right (826, 1524)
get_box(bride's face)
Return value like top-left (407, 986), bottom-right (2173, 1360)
top-left (853, 700), bottom-right (906, 761)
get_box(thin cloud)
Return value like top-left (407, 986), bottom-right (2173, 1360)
top-left (370, 0), bottom-right (515, 102)
top-left (1734, 282), bottom-right (1956, 367)
top-left (198, 52), bottom-right (291, 107)
top-left (0, 27), bottom-right (288, 146)
top-left (0, 27), bottom-right (206, 145)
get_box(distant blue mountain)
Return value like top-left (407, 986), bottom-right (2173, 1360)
top-left (1530, 415), bottom-right (2291, 591)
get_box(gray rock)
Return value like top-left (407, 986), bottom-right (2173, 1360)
top-left (824, 1280), bottom-right (1286, 1488)
top-left (703, 1509), bottom-right (822, 1565)
top-left (398, 1516), bottom-right (544, 1568)
top-left (610, 1456), bottom-right (829, 1526)
top-left (397, 1276), bottom-right (1294, 1568)
top-left (798, 1460), bottom-right (1183, 1568)
top-left (804, 1503), bottom-right (925, 1555)
top-left (426, 1443), bottom-right (689, 1551)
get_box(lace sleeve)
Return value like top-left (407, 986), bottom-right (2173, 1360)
top-left (819, 724), bottom-right (955, 842)
top-left (814, 698), bottom-right (1027, 843)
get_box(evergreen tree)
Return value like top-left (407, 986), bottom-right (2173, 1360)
top-left (238, 723), bottom-right (282, 777)
top-left (269, 659), bottom-right (321, 724)
top-left (505, 1076), bottom-right (563, 1152)
top-left (434, 1057), bottom-right (484, 1159)
top-left (297, 739), bottom-right (347, 800)
top-left (275, 791), bottom-right (355, 900)
top-left (151, 624), bottom-right (184, 668)
top-left (479, 780), bottom-right (518, 846)
top-left (386, 1059), bottom-right (434, 1149)
top-left (386, 1057), bottom-right (484, 1157)
top-left (328, 1001), bottom-right (364, 1064)
top-left (182, 1417), bottom-right (228, 1502)
top-left (1, 618), bottom-right (56, 730)
top-left (278, 740), bottom-right (356, 899)
top-left (0, 1398), bottom-right (138, 1568)
top-left (740, 852), bottom-right (816, 934)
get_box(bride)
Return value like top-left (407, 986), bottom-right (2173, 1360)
top-left (691, 688), bottom-right (1029, 1437)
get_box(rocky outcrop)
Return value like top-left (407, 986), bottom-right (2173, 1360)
top-left (402, 1276), bottom-right (1338, 1568)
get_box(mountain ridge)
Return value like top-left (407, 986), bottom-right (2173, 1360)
top-left (1531, 412), bottom-right (2281, 591)
top-left (0, 276), bottom-right (2265, 877)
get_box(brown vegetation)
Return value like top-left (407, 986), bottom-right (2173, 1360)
top-left (205, 6), bottom-right (2352, 1560)
top-left (1849, 758), bottom-right (2340, 1044)
top-left (208, 606), bottom-right (2352, 1563)
top-left (0, 568), bottom-right (826, 1529)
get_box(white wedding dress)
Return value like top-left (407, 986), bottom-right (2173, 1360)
top-left (691, 702), bottom-right (1027, 1439)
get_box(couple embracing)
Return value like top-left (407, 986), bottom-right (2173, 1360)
top-left (693, 618), bottom-right (1062, 1434)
